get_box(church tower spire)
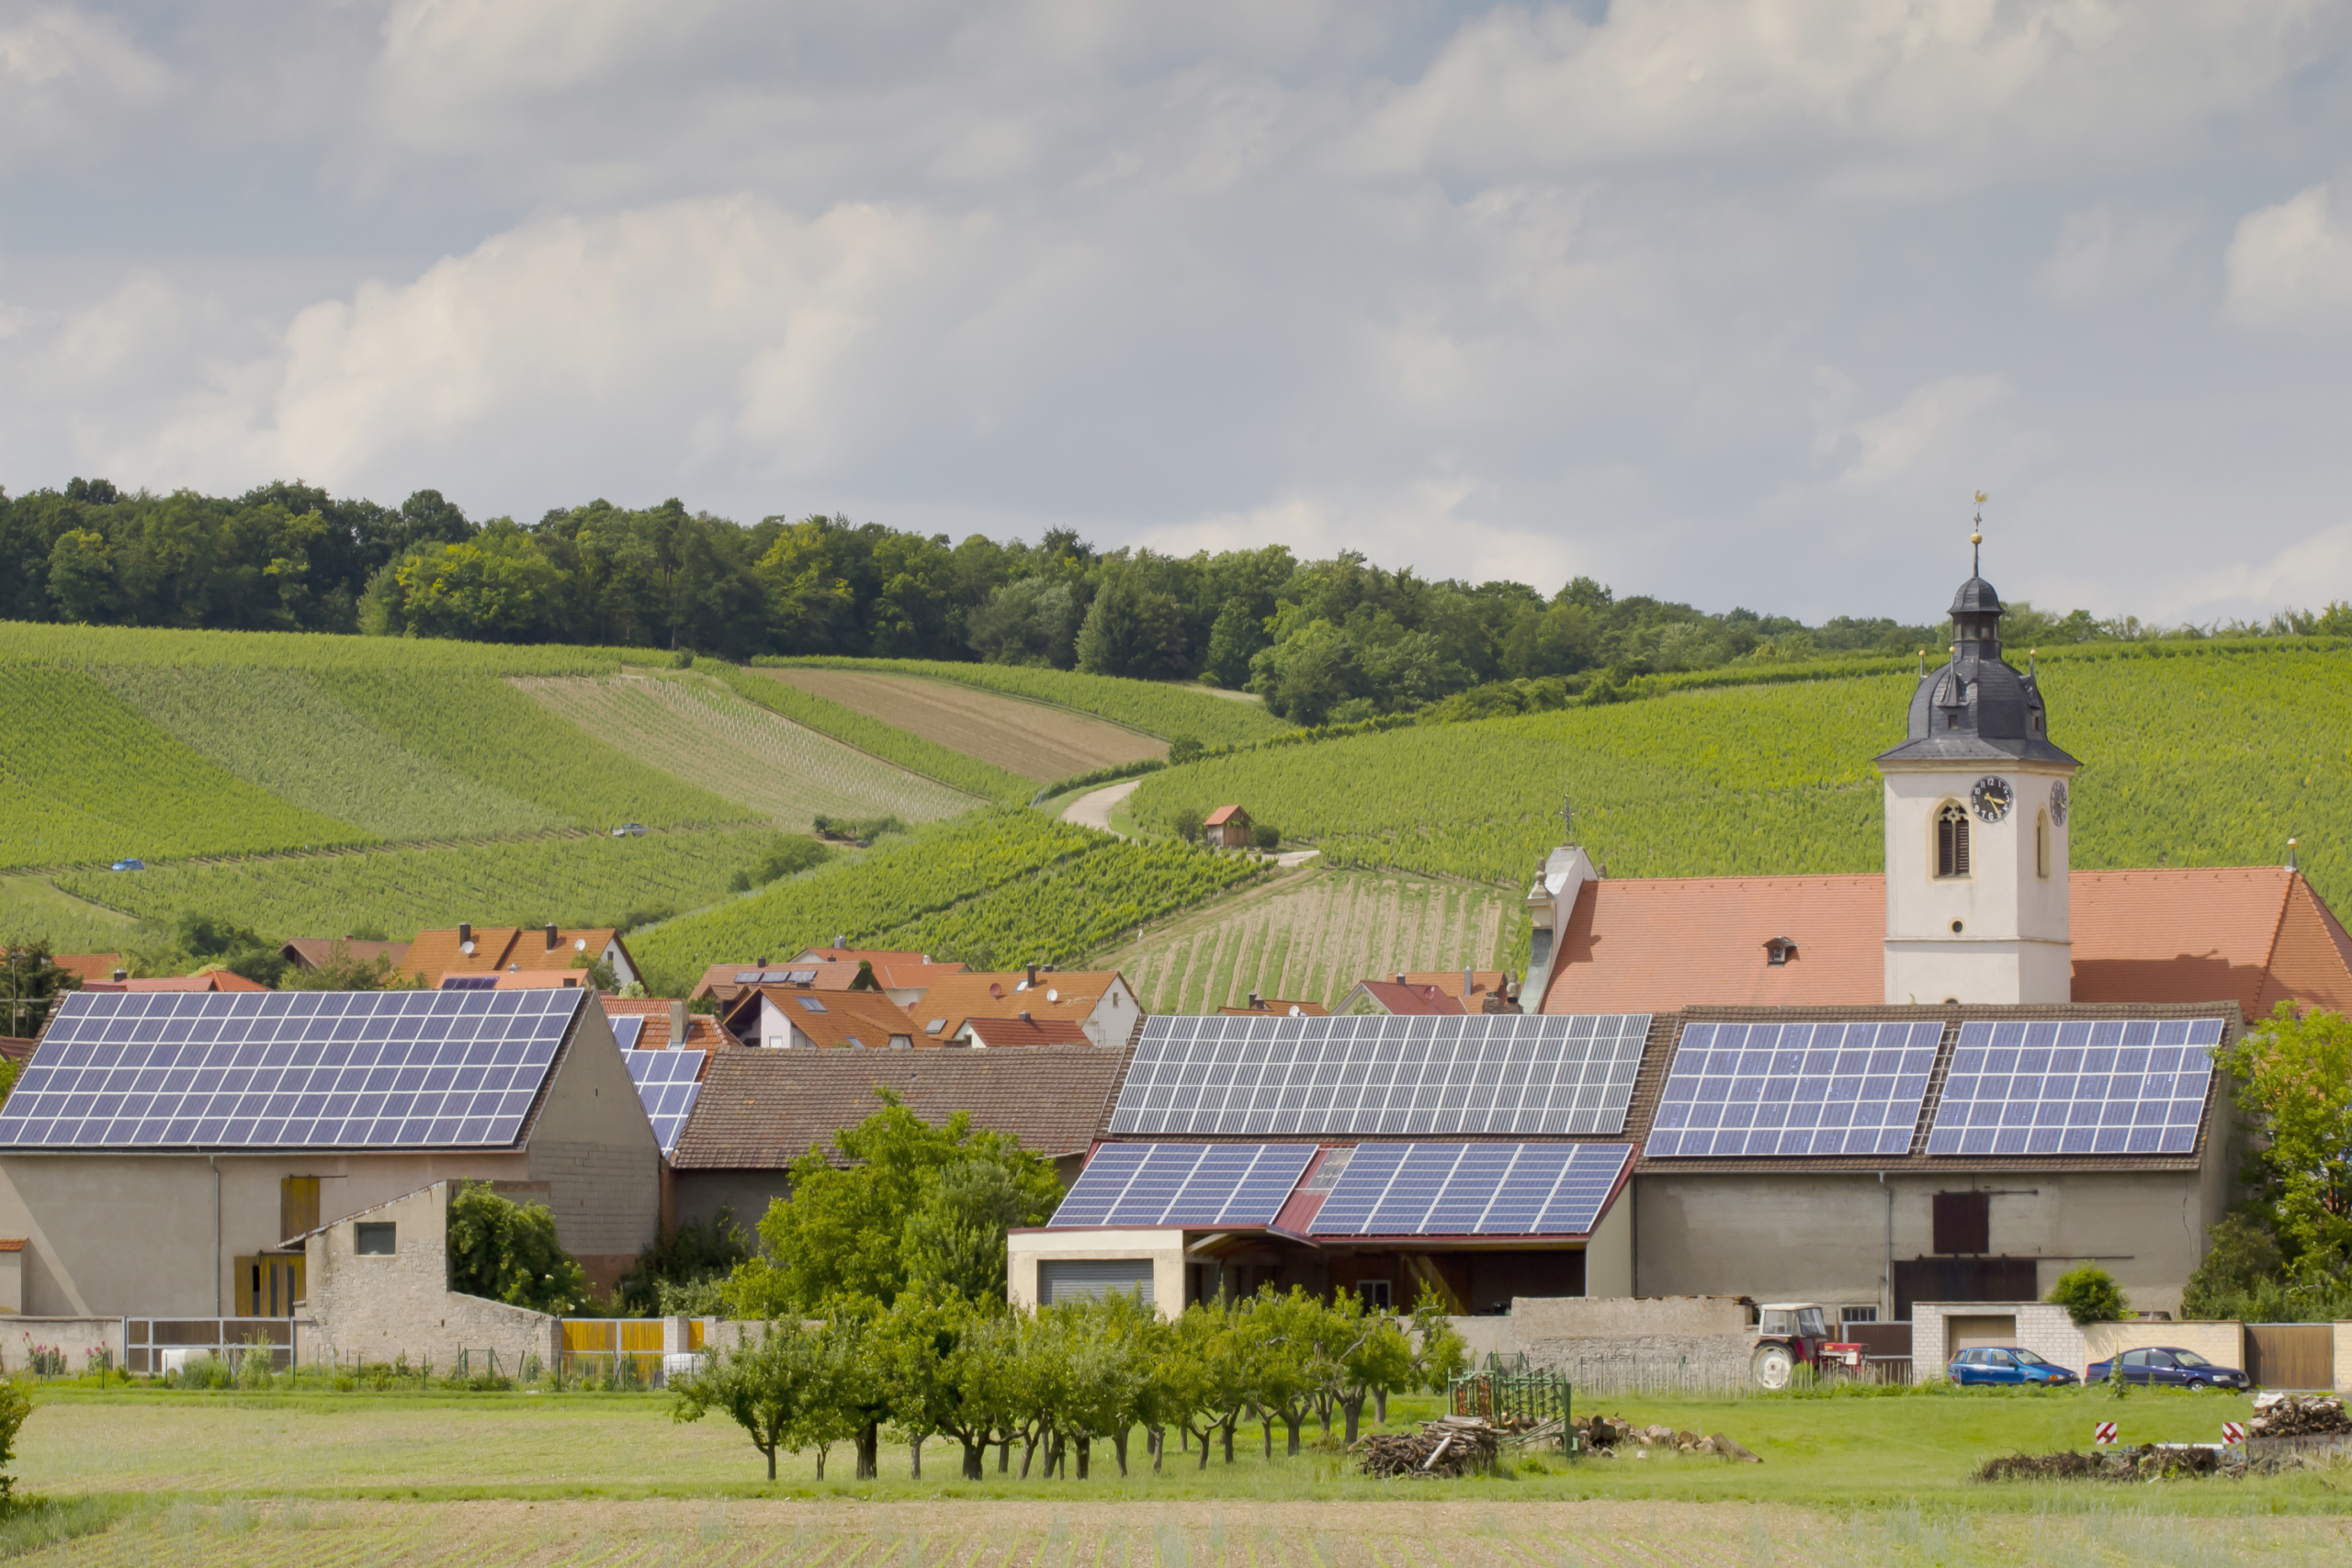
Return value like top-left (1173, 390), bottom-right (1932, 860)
top-left (1874, 505), bottom-right (2080, 1005)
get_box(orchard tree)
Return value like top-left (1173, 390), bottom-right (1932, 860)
top-left (2223, 1003), bottom-right (2352, 1270)
top-left (670, 1320), bottom-right (826, 1481)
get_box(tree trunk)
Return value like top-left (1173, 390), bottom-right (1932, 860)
top-left (910, 1436), bottom-right (922, 1480)
top-left (1314, 1393), bottom-right (1334, 1437)
top-left (999, 1436), bottom-right (1012, 1473)
top-left (1076, 1435), bottom-right (1091, 1480)
top-left (1342, 1393), bottom-right (1365, 1447)
top-left (1148, 1427), bottom-right (1164, 1473)
top-left (1261, 1414), bottom-right (1272, 1459)
top-left (1114, 1427), bottom-right (1131, 1477)
top-left (1020, 1436), bottom-right (1039, 1479)
top-left (1283, 1411), bottom-right (1303, 1456)
top-left (855, 1422), bottom-right (880, 1480)
top-left (1221, 1417), bottom-right (1237, 1465)
top-left (1375, 1388), bottom-right (1388, 1425)
top-left (765, 1445), bottom-right (777, 1481)
top-left (1195, 1425), bottom-right (1212, 1471)
top-left (963, 1438), bottom-right (987, 1480)
top-left (813, 1446), bottom-right (828, 1481)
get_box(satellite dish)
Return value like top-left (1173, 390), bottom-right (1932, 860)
top-left (574, 938), bottom-right (587, 952)
top-left (1046, 987), bottom-right (1059, 1003)
top-left (459, 941), bottom-right (476, 955)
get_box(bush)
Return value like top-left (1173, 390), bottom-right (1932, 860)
top-left (1250, 822), bottom-right (1280, 851)
top-left (614, 1208), bottom-right (753, 1314)
top-left (447, 1182), bottom-right (589, 1313)
top-left (2049, 1264), bottom-right (2129, 1325)
top-left (0, 1377), bottom-right (28, 1502)
top-left (810, 815), bottom-right (907, 845)
top-left (1168, 736), bottom-right (1203, 765)
top-left (1170, 804), bottom-right (1204, 843)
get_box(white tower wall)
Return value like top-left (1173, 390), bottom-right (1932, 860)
top-left (1882, 762), bottom-right (2074, 1005)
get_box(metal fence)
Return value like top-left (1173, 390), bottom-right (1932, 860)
top-left (123, 1317), bottom-right (299, 1375)
top-left (1451, 1353), bottom-right (1572, 1450)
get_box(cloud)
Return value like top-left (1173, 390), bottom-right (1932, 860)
top-left (2223, 182), bottom-right (2352, 334)
top-left (1351, 0), bottom-right (2339, 186)
top-left (0, 5), bottom-right (176, 169)
top-left (2041, 204), bottom-right (2193, 304)
top-left (1828, 374), bottom-right (2055, 499)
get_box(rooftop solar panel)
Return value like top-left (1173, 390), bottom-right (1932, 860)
top-left (1306, 1142), bottom-right (1632, 1236)
top-left (1644, 1020), bottom-right (1944, 1159)
top-left (1925, 1018), bottom-right (2223, 1157)
top-left (610, 1017), bottom-right (645, 1050)
top-left (0, 988), bottom-right (583, 1151)
top-left (1108, 1013), bottom-right (1651, 1138)
top-left (621, 1048), bottom-right (706, 1156)
top-left (1048, 1142), bottom-right (1317, 1228)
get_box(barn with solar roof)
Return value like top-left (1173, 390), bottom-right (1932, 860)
top-left (0, 987), bottom-right (660, 1319)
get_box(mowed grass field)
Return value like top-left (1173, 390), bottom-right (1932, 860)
top-left (9, 1387), bottom-right (2352, 1566)
top-left (1100, 868), bottom-right (1526, 1011)
top-left (756, 668), bottom-right (1166, 783)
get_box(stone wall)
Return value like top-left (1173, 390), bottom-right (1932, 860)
top-left (301, 1181), bottom-right (556, 1374)
top-left (1510, 1295), bottom-right (1753, 1391)
top-left (1513, 1294), bottom-right (1747, 1339)
top-left (2, 1315), bottom-right (122, 1371)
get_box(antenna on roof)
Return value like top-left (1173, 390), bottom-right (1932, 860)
top-left (2288, 836), bottom-right (2299, 873)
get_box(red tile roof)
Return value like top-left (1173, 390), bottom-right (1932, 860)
top-left (401, 926), bottom-right (630, 988)
top-left (1348, 980), bottom-right (1466, 1016)
top-left (600, 998), bottom-right (734, 1054)
top-left (690, 954), bottom-right (964, 1005)
top-left (912, 971), bottom-right (1126, 1043)
top-left (1204, 806), bottom-right (1248, 827)
top-left (957, 1017), bottom-right (1096, 1048)
top-left (1537, 866), bottom-right (2352, 1018)
top-left (722, 987), bottom-right (922, 1050)
top-left (81, 971), bottom-right (273, 994)
top-left (279, 938), bottom-right (411, 970)
top-left (1216, 998), bottom-right (1331, 1017)
top-left (52, 953), bottom-right (123, 984)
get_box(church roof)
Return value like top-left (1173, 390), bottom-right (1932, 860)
top-left (1536, 865), bottom-right (2352, 1020)
top-left (1876, 561), bottom-right (2077, 768)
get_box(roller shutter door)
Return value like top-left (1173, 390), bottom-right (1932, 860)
top-left (1038, 1258), bottom-right (1155, 1305)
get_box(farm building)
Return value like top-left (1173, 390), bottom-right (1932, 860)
top-left (910, 968), bottom-right (1144, 1049)
top-left (665, 1044), bottom-right (1128, 1233)
top-left (400, 923), bottom-right (640, 990)
top-left (1203, 806), bottom-right (1252, 848)
top-left (0, 987), bottom-right (660, 1315)
top-left (1016, 556), bottom-right (2293, 1321)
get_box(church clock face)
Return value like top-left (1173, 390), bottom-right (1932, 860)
top-left (2049, 779), bottom-right (2068, 826)
top-left (1971, 775), bottom-right (2014, 823)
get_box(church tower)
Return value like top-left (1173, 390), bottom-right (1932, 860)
top-left (1876, 525), bottom-right (2079, 1004)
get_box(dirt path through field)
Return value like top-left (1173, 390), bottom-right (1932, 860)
top-left (761, 669), bottom-right (1163, 780)
top-left (28, 1495), bottom-right (2352, 1567)
top-left (1064, 780), bottom-right (1142, 836)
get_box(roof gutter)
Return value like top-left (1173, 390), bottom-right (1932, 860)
top-left (210, 1154), bottom-right (222, 1317)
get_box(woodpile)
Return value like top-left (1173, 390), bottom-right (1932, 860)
top-left (2249, 1393), bottom-right (2350, 1438)
top-left (1977, 1445), bottom-right (2223, 1483)
top-left (1569, 1413), bottom-right (1760, 1462)
top-left (1355, 1416), bottom-right (1506, 1477)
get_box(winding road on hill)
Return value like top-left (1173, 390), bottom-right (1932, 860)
top-left (1062, 778), bottom-right (1319, 866)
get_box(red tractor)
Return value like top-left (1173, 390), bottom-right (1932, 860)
top-left (1748, 1303), bottom-right (1865, 1390)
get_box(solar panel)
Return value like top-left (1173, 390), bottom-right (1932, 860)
top-left (610, 1017), bottom-right (645, 1050)
top-left (1925, 1018), bottom-right (2223, 1156)
top-left (1107, 1013), bottom-right (1651, 1138)
top-left (1306, 1142), bottom-right (1632, 1236)
top-left (0, 988), bottom-right (582, 1150)
top-left (1645, 1020), bottom-right (1943, 1158)
top-left (621, 1048), bottom-right (706, 1156)
top-left (1048, 1142), bottom-right (1317, 1227)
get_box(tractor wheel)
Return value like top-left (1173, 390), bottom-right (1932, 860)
top-left (1751, 1344), bottom-right (1794, 1391)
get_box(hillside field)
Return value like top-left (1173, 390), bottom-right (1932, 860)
top-left (754, 665), bottom-right (1165, 780)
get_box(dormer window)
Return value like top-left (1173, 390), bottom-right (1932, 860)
top-left (1936, 803), bottom-right (1971, 878)
top-left (1763, 937), bottom-right (1797, 967)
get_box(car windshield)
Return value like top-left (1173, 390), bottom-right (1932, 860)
top-left (2011, 1348), bottom-right (2049, 1365)
top-left (2171, 1349), bottom-right (2211, 1368)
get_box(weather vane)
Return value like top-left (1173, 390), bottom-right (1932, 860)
top-left (1972, 490), bottom-right (1986, 576)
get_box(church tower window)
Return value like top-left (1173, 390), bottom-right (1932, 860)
top-left (1936, 802), bottom-right (1970, 879)
top-left (2036, 810), bottom-right (2050, 879)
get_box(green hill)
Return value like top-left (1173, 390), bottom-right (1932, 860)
top-left (1124, 639), bottom-right (2352, 914)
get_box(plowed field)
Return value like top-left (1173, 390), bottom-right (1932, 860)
top-left (756, 667), bottom-right (1163, 781)
top-left (1099, 867), bottom-right (1524, 1011)
top-left (512, 675), bottom-right (977, 828)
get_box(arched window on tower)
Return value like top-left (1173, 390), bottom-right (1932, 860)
top-left (2036, 810), bottom-right (2050, 879)
top-left (1936, 802), bottom-right (1971, 879)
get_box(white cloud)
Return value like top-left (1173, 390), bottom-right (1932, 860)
top-left (1830, 373), bottom-right (2058, 499)
top-left (0, 5), bottom-right (175, 169)
top-left (2041, 204), bottom-right (2193, 304)
top-left (2223, 182), bottom-right (2352, 334)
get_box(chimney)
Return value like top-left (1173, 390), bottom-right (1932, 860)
top-left (546, 922), bottom-right (560, 949)
top-left (1025, 963), bottom-right (1039, 987)
top-left (1464, 966), bottom-right (1476, 998)
top-left (669, 998), bottom-right (688, 1044)
top-left (1395, 973), bottom-right (1407, 987)
top-left (458, 921), bottom-right (472, 945)
top-left (1248, 991), bottom-right (1261, 1009)
top-left (111, 968), bottom-right (128, 983)
top-left (833, 932), bottom-right (846, 951)
top-left (1018, 1010), bottom-right (1033, 1021)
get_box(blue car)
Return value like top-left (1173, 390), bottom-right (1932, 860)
top-left (1949, 1346), bottom-right (2077, 1386)
top-left (2086, 1346), bottom-right (2248, 1389)
top-left (108, 858), bottom-right (145, 872)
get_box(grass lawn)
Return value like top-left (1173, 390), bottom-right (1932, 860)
top-left (6, 1383), bottom-right (2350, 1564)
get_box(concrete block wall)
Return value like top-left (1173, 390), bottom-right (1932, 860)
top-left (2083, 1318), bottom-right (2245, 1373)
top-left (3, 1316), bottom-right (122, 1371)
top-left (1917, 1303), bottom-right (2249, 1379)
top-left (301, 1181), bottom-right (557, 1374)
top-left (2337, 1323), bottom-right (2352, 1395)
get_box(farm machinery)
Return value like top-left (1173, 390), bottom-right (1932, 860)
top-left (1748, 1303), bottom-right (1865, 1390)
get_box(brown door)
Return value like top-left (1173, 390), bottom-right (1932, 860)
top-left (2245, 1325), bottom-right (2333, 1390)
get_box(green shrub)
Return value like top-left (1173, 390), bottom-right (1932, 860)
top-left (2049, 1264), bottom-right (2129, 1325)
top-left (447, 1182), bottom-right (589, 1313)
top-left (0, 1377), bottom-right (28, 1502)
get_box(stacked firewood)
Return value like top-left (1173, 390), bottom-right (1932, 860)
top-left (2249, 1393), bottom-right (2350, 1438)
top-left (1355, 1416), bottom-right (1505, 1478)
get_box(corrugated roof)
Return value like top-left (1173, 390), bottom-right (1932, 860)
top-left (672, 1043), bottom-right (1125, 1168)
top-left (1539, 866), bottom-right (2352, 1020)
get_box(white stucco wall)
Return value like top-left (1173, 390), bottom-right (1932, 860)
top-left (1882, 763), bottom-right (2073, 1005)
top-left (1006, 1227), bottom-right (1188, 1316)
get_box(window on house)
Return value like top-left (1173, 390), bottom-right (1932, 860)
top-left (1932, 1191), bottom-right (1990, 1255)
top-left (1936, 803), bottom-right (1971, 878)
top-left (797, 997), bottom-right (827, 1012)
top-left (355, 1222), bottom-right (396, 1256)
top-left (1357, 1280), bottom-right (1393, 1310)
top-left (2036, 811), bottom-right (2050, 879)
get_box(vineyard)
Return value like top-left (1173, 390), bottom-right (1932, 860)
top-left (45, 829), bottom-right (781, 942)
top-left (629, 811), bottom-right (1267, 992)
top-left (755, 656), bottom-right (1289, 745)
top-left (93, 663), bottom-right (560, 840)
top-left (752, 665), bottom-right (1166, 782)
top-left (1100, 866), bottom-right (1525, 1011)
top-left (698, 662), bottom-right (1035, 803)
top-left (1125, 642), bottom-right (2352, 911)
top-left (512, 673), bottom-right (979, 827)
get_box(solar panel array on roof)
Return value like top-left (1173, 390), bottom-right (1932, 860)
top-left (1925, 1018), bottom-right (2222, 1156)
top-left (1645, 1020), bottom-right (1943, 1158)
top-left (622, 1048), bottom-right (706, 1156)
top-left (1049, 1142), bottom-right (1316, 1227)
top-left (733, 969), bottom-right (819, 986)
top-left (1307, 1142), bottom-right (1632, 1236)
top-left (1109, 1013), bottom-right (1651, 1138)
top-left (0, 989), bottom-right (582, 1150)
top-left (610, 1016), bottom-right (645, 1050)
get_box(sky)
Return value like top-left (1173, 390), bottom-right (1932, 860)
top-left (3, 1), bottom-right (2350, 626)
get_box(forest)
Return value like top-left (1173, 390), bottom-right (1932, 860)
top-left (6, 476), bottom-right (2346, 726)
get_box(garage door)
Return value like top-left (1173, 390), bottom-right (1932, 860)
top-left (1948, 1314), bottom-right (2018, 1352)
top-left (1039, 1258), bottom-right (1155, 1305)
